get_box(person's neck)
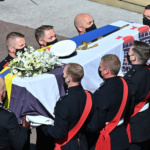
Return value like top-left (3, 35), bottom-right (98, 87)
top-left (104, 74), bottom-right (116, 79)
top-left (79, 31), bottom-right (85, 35)
top-left (40, 44), bottom-right (46, 48)
top-left (40, 45), bottom-right (44, 48)
top-left (9, 52), bottom-right (16, 58)
top-left (131, 59), bottom-right (140, 65)
top-left (132, 62), bottom-right (137, 65)
top-left (68, 82), bottom-right (79, 88)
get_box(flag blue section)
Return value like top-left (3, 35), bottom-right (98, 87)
top-left (0, 69), bottom-right (10, 79)
top-left (69, 25), bottom-right (119, 47)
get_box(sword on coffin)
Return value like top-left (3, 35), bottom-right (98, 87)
top-left (75, 24), bottom-right (129, 50)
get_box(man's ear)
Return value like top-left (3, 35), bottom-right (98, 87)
top-left (105, 68), bottom-right (109, 75)
top-left (67, 76), bottom-right (72, 83)
top-left (38, 38), bottom-right (44, 45)
top-left (132, 55), bottom-right (136, 61)
top-left (77, 26), bottom-right (84, 32)
top-left (8, 46), bottom-right (15, 53)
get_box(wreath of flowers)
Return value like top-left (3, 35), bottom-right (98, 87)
top-left (9, 46), bottom-right (62, 77)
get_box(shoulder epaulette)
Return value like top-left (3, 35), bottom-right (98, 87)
top-left (127, 69), bottom-right (136, 77)
top-left (2, 106), bottom-right (11, 113)
top-left (58, 95), bottom-right (67, 101)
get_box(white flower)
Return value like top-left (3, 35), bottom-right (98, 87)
top-left (24, 51), bottom-right (29, 57)
top-left (16, 51), bottom-right (22, 56)
top-left (35, 64), bottom-right (41, 69)
top-left (17, 72), bottom-right (22, 77)
top-left (12, 69), bottom-right (18, 74)
top-left (33, 73), bottom-right (38, 77)
top-left (24, 47), bottom-right (27, 51)
top-left (26, 73), bottom-right (30, 77)
top-left (12, 58), bottom-right (18, 63)
top-left (9, 45), bottom-right (62, 77)
top-left (34, 51), bottom-right (41, 58)
top-left (43, 68), bottom-right (47, 72)
top-left (39, 70), bottom-right (42, 74)
top-left (25, 65), bottom-right (33, 70)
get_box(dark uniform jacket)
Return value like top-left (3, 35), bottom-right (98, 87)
top-left (41, 85), bottom-right (93, 150)
top-left (124, 64), bottom-right (150, 143)
top-left (0, 55), bottom-right (13, 72)
top-left (87, 76), bottom-right (129, 150)
top-left (0, 103), bottom-right (28, 150)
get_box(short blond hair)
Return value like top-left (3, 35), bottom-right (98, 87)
top-left (6, 32), bottom-right (24, 47)
top-left (66, 63), bottom-right (84, 82)
top-left (101, 54), bottom-right (121, 75)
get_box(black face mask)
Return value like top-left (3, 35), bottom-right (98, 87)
top-left (85, 23), bottom-right (97, 33)
top-left (126, 53), bottom-right (131, 64)
top-left (98, 68), bottom-right (103, 79)
top-left (46, 39), bottom-right (58, 46)
top-left (16, 46), bottom-right (27, 55)
top-left (63, 76), bottom-right (68, 93)
top-left (143, 17), bottom-right (150, 27)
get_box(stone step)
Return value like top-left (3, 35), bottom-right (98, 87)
top-left (90, 0), bottom-right (149, 14)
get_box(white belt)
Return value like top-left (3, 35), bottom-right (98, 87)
top-left (139, 103), bottom-right (149, 112)
top-left (106, 118), bottom-right (124, 126)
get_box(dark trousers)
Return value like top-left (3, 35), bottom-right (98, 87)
top-left (0, 147), bottom-right (11, 150)
top-left (36, 127), bottom-right (55, 150)
top-left (23, 129), bottom-right (31, 150)
top-left (129, 140), bottom-right (150, 150)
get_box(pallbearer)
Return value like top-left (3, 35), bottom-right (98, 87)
top-left (0, 32), bottom-right (26, 72)
top-left (87, 54), bottom-right (130, 150)
top-left (74, 13), bottom-right (97, 35)
top-left (124, 41), bottom-right (150, 150)
top-left (0, 77), bottom-right (30, 150)
top-left (40, 63), bottom-right (93, 150)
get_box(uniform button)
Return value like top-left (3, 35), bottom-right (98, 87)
top-left (128, 75), bottom-right (131, 77)
top-left (5, 60), bottom-right (7, 61)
